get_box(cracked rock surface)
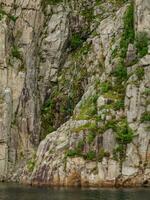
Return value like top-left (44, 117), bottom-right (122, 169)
top-left (0, 0), bottom-right (150, 187)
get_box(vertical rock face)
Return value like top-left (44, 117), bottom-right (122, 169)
top-left (0, 0), bottom-right (150, 187)
top-left (135, 0), bottom-right (150, 35)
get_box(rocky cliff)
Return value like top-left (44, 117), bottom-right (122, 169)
top-left (0, 0), bottom-right (150, 187)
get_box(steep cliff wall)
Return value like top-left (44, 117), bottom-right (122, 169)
top-left (0, 0), bottom-right (150, 187)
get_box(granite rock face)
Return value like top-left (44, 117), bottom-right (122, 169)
top-left (0, 0), bottom-right (150, 187)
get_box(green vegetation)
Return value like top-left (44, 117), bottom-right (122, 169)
top-left (98, 148), bottom-right (110, 162)
top-left (84, 151), bottom-right (96, 161)
top-left (113, 120), bottom-right (134, 162)
top-left (11, 46), bottom-right (22, 60)
top-left (41, 41), bottom-right (90, 140)
top-left (143, 88), bottom-right (150, 96)
top-left (81, 7), bottom-right (95, 23)
top-left (0, 8), bottom-right (5, 20)
top-left (87, 131), bottom-right (96, 144)
top-left (141, 112), bottom-right (150, 123)
top-left (135, 32), bottom-right (149, 58)
top-left (70, 33), bottom-right (84, 50)
top-left (74, 95), bottom-right (98, 120)
top-left (135, 67), bottom-right (145, 79)
top-left (112, 3), bottom-right (134, 59)
top-left (116, 120), bottom-right (134, 144)
top-left (114, 99), bottom-right (124, 110)
top-left (120, 3), bottom-right (134, 58)
top-left (100, 82), bottom-right (112, 94)
top-left (0, 7), bottom-right (17, 22)
top-left (72, 122), bottom-right (97, 133)
top-left (112, 62), bottom-right (127, 83)
top-left (41, 98), bottom-right (56, 140)
top-left (66, 149), bottom-right (80, 157)
top-left (27, 154), bottom-right (36, 172)
top-left (66, 139), bottom-right (84, 157)
top-left (42, 0), bottom-right (63, 6)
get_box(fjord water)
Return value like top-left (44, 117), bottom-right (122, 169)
top-left (0, 183), bottom-right (150, 200)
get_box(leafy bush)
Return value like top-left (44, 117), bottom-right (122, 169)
top-left (116, 120), bottom-right (134, 144)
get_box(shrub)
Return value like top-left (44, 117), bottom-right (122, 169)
top-left (113, 62), bottom-right (127, 82)
top-left (114, 100), bottom-right (124, 110)
top-left (135, 32), bottom-right (149, 58)
top-left (85, 151), bottom-right (96, 160)
top-left (87, 131), bottom-right (96, 144)
top-left (101, 82), bottom-right (112, 94)
top-left (116, 120), bottom-right (134, 144)
top-left (70, 33), bottom-right (84, 50)
top-left (66, 149), bottom-right (79, 157)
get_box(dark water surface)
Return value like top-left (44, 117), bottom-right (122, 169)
top-left (0, 183), bottom-right (150, 200)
